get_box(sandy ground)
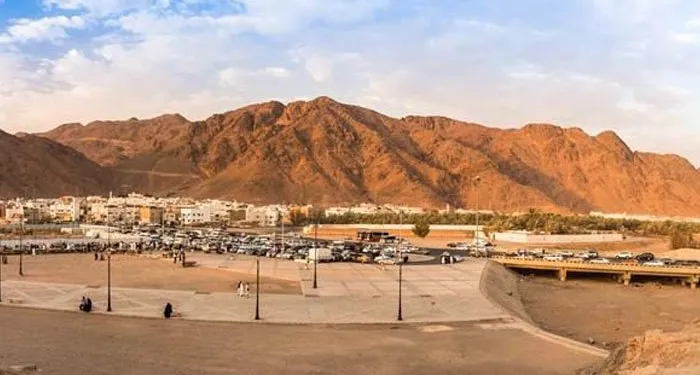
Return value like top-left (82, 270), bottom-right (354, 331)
top-left (0, 306), bottom-right (600, 375)
top-left (518, 275), bottom-right (700, 348)
top-left (0, 253), bottom-right (300, 294)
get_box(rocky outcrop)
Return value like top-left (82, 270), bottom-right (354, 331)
top-left (583, 321), bottom-right (700, 374)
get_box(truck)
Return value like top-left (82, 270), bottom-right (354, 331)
top-left (308, 247), bottom-right (334, 262)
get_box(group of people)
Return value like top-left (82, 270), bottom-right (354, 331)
top-left (236, 281), bottom-right (251, 297)
top-left (173, 251), bottom-right (185, 264)
top-left (79, 296), bottom-right (93, 312)
top-left (94, 252), bottom-right (105, 261)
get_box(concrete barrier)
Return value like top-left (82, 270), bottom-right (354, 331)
top-left (494, 232), bottom-right (624, 244)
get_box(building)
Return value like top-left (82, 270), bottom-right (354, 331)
top-left (245, 206), bottom-right (280, 227)
top-left (164, 206), bottom-right (181, 226)
top-left (180, 206), bottom-right (212, 225)
top-left (4, 205), bottom-right (42, 224)
top-left (49, 197), bottom-right (82, 222)
top-left (139, 206), bottom-right (164, 225)
top-left (228, 209), bottom-right (247, 225)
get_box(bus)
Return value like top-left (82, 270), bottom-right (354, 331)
top-left (357, 230), bottom-right (389, 242)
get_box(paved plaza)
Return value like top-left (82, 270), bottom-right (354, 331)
top-left (0, 254), bottom-right (507, 323)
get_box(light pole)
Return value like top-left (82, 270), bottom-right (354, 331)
top-left (0, 238), bottom-right (3, 302)
top-left (473, 176), bottom-right (481, 247)
top-left (397, 211), bottom-right (403, 321)
top-left (18, 213), bottom-right (23, 277)
top-left (313, 217), bottom-right (318, 289)
top-left (255, 254), bottom-right (260, 320)
top-left (107, 249), bottom-right (112, 312)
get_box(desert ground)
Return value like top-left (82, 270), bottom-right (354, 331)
top-left (0, 307), bottom-right (600, 375)
top-left (518, 273), bottom-right (700, 347)
top-left (0, 253), bottom-right (300, 294)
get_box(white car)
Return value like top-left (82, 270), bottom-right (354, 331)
top-left (374, 255), bottom-right (397, 265)
top-left (616, 251), bottom-right (634, 260)
top-left (588, 258), bottom-right (610, 264)
top-left (643, 260), bottom-right (666, 267)
top-left (543, 254), bottom-right (564, 261)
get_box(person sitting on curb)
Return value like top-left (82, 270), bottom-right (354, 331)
top-left (164, 302), bottom-right (173, 319)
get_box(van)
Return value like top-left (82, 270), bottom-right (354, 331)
top-left (308, 247), bottom-right (334, 262)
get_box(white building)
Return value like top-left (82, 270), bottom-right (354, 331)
top-left (246, 205), bottom-right (280, 227)
top-left (180, 206), bottom-right (212, 225)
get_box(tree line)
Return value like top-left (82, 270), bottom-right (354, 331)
top-left (291, 209), bottom-right (700, 248)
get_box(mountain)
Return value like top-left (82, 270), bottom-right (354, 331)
top-left (0, 130), bottom-right (115, 199)
top-left (39, 96), bottom-right (700, 215)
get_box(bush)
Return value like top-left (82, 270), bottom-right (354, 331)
top-left (412, 221), bottom-right (431, 238)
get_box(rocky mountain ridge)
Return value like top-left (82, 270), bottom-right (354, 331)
top-left (21, 96), bottom-right (700, 216)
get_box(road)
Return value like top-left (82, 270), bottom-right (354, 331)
top-left (0, 307), bottom-right (600, 375)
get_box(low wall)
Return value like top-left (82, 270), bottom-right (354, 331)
top-left (302, 224), bottom-right (482, 239)
top-left (494, 232), bottom-right (624, 244)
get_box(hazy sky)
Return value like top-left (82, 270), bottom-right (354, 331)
top-left (1, 0), bottom-right (700, 165)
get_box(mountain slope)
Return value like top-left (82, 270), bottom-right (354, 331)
top-left (39, 97), bottom-right (700, 215)
top-left (0, 131), bottom-right (115, 198)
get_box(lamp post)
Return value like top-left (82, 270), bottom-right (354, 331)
top-left (255, 254), bottom-right (260, 320)
top-left (473, 176), bottom-right (481, 246)
top-left (313, 217), bottom-right (318, 289)
top-left (0, 238), bottom-right (3, 303)
top-left (18, 213), bottom-right (23, 277)
top-left (107, 249), bottom-right (112, 312)
top-left (397, 211), bottom-right (403, 321)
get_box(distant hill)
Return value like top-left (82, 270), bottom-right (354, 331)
top-left (36, 96), bottom-right (700, 215)
top-left (0, 130), bottom-right (115, 199)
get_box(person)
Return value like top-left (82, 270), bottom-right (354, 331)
top-left (244, 282), bottom-right (250, 298)
top-left (94, 252), bottom-right (98, 261)
top-left (237, 281), bottom-right (243, 297)
top-left (164, 302), bottom-right (173, 319)
top-left (80, 297), bottom-right (92, 313)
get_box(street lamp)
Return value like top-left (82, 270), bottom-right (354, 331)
top-left (107, 249), bottom-right (112, 312)
top-left (18, 213), bottom-right (24, 277)
top-left (255, 253), bottom-right (260, 320)
top-left (0, 240), bottom-right (3, 303)
top-left (473, 176), bottom-right (482, 246)
top-left (397, 211), bottom-right (403, 321)
top-left (313, 217), bottom-right (318, 289)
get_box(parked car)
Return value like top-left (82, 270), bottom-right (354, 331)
top-left (635, 252), bottom-right (654, 262)
top-left (543, 254), bottom-right (564, 261)
top-left (588, 258), bottom-right (610, 264)
top-left (374, 255), bottom-right (397, 265)
top-left (615, 251), bottom-right (634, 260)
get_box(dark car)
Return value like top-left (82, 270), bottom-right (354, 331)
top-left (635, 252), bottom-right (654, 262)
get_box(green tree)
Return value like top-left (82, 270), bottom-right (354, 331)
top-left (670, 229), bottom-right (692, 250)
top-left (412, 221), bottom-right (431, 238)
